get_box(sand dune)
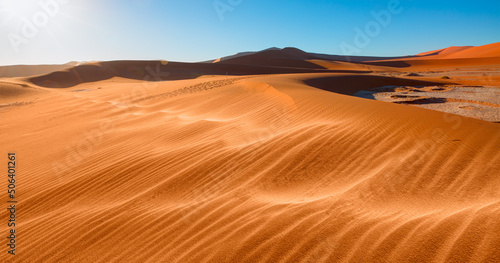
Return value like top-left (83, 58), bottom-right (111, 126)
top-left (0, 62), bottom-right (78, 78)
top-left (362, 42), bottom-right (500, 73)
top-left (214, 47), bottom-right (328, 69)
top-left (417, 42), bottom-right (500, 59)
top-left (417, 46), bottom-right (474, 57)
top-left (1, 44), bottom-right (499, 262)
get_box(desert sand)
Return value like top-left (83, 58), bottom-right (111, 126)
top-left (1, 43), bottom-right (499, 262)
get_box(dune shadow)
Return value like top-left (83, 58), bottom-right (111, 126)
top-left (28, 62), bottom-right (204, 88)
top-left (394, 98), bottom-right (448, 105)
top-left (29, 64), bottom-right (116, 88)
top-left (353, 90), bottom-right (377, 100)
top-left (304, 75), bottom-right (444, 95)
top-left (28, 60), bottom-right (371, 88)
top-left (358, 61), bottom-right (412, 68)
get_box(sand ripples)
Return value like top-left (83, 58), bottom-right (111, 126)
top-left (1, 73), bottom-right (499, 262)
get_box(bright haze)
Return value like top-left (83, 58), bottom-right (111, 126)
top-left (0, 0), bottom-right (499, 66)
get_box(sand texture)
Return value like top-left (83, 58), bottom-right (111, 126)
top-left (1, 43), bottom-right (499, 263)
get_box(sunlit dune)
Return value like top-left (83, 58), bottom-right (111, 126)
top-left (1, 42), bottom-right (499, 262)
top-left (417, 42), bottom-right (500, 59)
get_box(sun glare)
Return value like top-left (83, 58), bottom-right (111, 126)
top-left (0, 0), bottom-right (38, 15)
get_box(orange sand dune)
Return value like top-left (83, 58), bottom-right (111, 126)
top-left (214, 47), bottom-right (328, 69)
top-left (370, 42), bottom-right (500, 70)
top-left (1, 45), bottom-right (500, 262)
top-left (360, 57), bottom-right (500, 72)
top-left (1, 65), bottom-right (500, 263)
top-left (417, 46), bottom-right (474, 57)
top-left (0, 62), bottom-right (78, 78)
top-left (417, 42), bottom-right (500, 59)
top-left (25, 60), bottom-right (370, 88)
top-left (211, 42), bottom-right (500, 76)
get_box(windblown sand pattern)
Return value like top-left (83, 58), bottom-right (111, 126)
top-left (1, 43), bottom-right (499, 262)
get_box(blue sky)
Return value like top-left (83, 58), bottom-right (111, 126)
top-left (0, 0), bottom-right (499, 65)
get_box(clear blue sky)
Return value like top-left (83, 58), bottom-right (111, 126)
top-left (0, 0), bottom-right (499, 65)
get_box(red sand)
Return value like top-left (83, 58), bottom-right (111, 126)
top-left (1, 42), bottom-right (499, 262)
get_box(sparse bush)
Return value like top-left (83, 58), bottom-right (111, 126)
top-left (441, 76), bottom-right (450, 79)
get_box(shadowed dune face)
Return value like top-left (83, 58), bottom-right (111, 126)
top-left (1, 66), bottom-right (500, 262)
top-left (27, 61), bottom-right (184, 88)
top-left (302, 74), bottom-right (446, 95)
top-left (26, 60), bottom-right (371, 88)
top-left (359, 61), bottom-right (412, 68)
top-left (28, 64), bottom-right (117, 88)
top-left (215, 48), bottom-right (327, 69)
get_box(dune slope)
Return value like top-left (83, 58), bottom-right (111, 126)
top-left (1, 65), bottom-right (499, 263)
top-left (417, 42), bottom-right (500, 59)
